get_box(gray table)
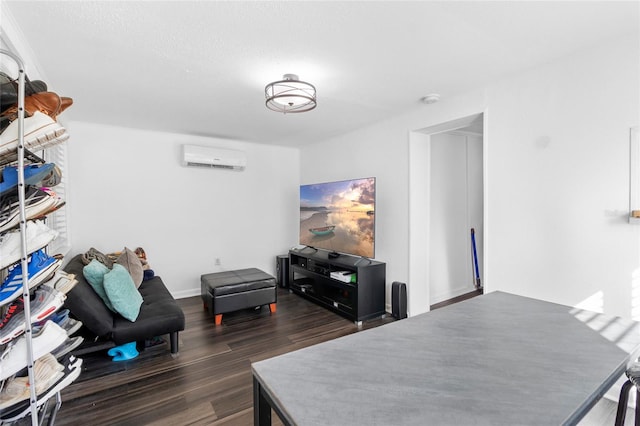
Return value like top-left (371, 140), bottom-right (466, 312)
top-left (252, 291), bottom-right (640, 425)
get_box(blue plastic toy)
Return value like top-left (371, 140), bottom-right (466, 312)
top-left (107, 342), bottom-right (139, 361)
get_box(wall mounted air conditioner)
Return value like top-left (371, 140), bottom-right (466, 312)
top-left (182, 144), bottom-right (246, 170)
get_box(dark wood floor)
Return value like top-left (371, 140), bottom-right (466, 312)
top-left (49, 288), bottom-right (393, 425)
top-left (430, 288), bottom-right (483, 310)
top-left (29, 287), bottom-right (626, 425)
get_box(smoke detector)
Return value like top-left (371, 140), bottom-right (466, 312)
top-left (421, 94), bottom-right (440, 104)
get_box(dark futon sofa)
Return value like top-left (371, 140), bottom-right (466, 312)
top-left (63, 254), bottom-right (185, 355)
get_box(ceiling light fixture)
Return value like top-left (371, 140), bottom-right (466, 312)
top-left (265, 74), bottom-right (317, 113)
top-left (421, 94), bottom-right (441, 104)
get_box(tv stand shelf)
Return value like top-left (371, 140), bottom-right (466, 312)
top-left (288, 248), bottom-right (386, 323)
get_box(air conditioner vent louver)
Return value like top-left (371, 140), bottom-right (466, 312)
top-left (186, 162), bottom-right (235, 170)
top-left (182, 145), bottom-right (246, 171)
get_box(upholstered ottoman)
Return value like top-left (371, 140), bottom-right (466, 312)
top-left (201, 268), bottom-right (277, 325)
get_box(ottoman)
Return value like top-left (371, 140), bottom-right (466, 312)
top-left (201, 268), bottom-right (277, 325)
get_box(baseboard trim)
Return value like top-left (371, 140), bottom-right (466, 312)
top-left (430, 285), bottom-right (478, 306)
top-left (172, 288), bottom-right (201, 299)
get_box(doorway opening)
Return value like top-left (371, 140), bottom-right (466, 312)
top-left (408, 112), bottom-right (486, 315)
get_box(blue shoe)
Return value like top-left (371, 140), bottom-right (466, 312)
top-left (0, 249), bottom-right (58, 307)
top-left (108, 342), bottom-right (139, 361)
top-left (34, 308), bottom-right (69, 330)
top-left (48, 308), bottom-right (70, 325)
top-left (0, 163), bottom-right (55, 196)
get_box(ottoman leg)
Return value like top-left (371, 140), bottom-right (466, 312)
top-left (269, 303), bottom-right (277, 313)
top-left (215, 314), bottom-right (223, 325)
top-left (206, 293), bottom-right (214, 317)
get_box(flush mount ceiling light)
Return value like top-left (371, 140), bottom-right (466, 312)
top-left (421, 94), bottom-right (441, 104)
top-left (265, 74), bottom-right (317, 113)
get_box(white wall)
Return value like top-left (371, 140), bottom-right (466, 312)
top-left (300, 122), bottom-right (410, 311)
top-left (429, 132), bottom-right (483, 304)
top-left (302, 34), bottom-right (639, 319)
top-left (485, 35), bottom-right (639, 317)
top-left (65, 122), bottom-right (299, 298)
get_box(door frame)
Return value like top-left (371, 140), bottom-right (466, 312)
top-left (408, 111), bottom-right (488, 316)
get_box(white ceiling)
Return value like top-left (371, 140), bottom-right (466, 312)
top-left (3, 1), bottom-right (638, 147)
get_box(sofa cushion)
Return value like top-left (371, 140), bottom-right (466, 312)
top-left (103, 264), bottom-right (143, 322)
top-left (116, 247), bottom-right (144, 288)
top-left (82, 259), bottom-right (115, 312)
top-left (112, 276), bottom-right (185, 345)
top-left (64, 254), bottom-right (115, 337)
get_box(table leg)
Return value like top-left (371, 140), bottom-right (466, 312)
top-left (635, 388), bottom-right (640, 426)
top-left (615, 380), bottom-right (633, 426)
top-left (253, 376), bottom-right (272, 426)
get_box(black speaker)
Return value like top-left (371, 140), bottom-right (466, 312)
top-left (276, 255), bottom-right (289, 288)
top-left (391, 281), bottom-right (407, 319)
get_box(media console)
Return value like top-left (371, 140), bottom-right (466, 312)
top-left (288, 248), bottom-right (386, 324)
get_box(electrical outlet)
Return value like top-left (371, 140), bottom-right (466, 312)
top-left (215, 258), bottom-right (221, 266)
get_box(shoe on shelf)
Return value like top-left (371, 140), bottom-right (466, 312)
top-left (41, 315), bottom-right (83, 337)
top-left (31, 199), bottom-right (66, 221)
top-left (40, 165), bottom-right (63, 188)
top-left (0, 353), bottom-right (64, 411)
top-left (62, 318), bottom-right (83, 336)
top-left (0, 220), bottom-right (59, 271)
top-left (26, 186), bottom-right (66, 222)
top-left (0, 163), bottom-right (56, 197)
top-left (45, 307), bottom-right (70, 324)
top-left (0, 320), bottom-right (68, 381)
top-left (32, 307), bottom-right (77, 337)
top-left (0, 71), bottom-right (47, 113)
top-left (29, 284), bottom-right (67, 323)
top-left (27, 92), bottom-right (73, 121)
top-left (43, 269), bottom-right (77, 295)
top-left (0, 111), bottom-right (67, 155)
top-left (0, 313), bottom-right (25, 345)
top-left (51, 335), bottom-right (84, 359)
top-left (0, 284), bottom-right (66, 345)
top-left (0, 247), bottom-right (61, 307)
top-left (1, 91), bottom-right (72, 122)
top-left (0, 297), bottom-right (24, 331)
top-left (38, 165), bottom-right (63, 189)
top-left (0, 266), bottom-right (25, 309)
top-left (0, 355), bottom-right (82, 423)
top-left (28, 247), bottom-right (63, 278)
top-left (0, 186), bottom-right (60, 233)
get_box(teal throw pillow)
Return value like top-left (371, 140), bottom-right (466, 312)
top-left (82, 259), bottom-right (115, 312)
top-left (103, 264), bottom-right (143, 322)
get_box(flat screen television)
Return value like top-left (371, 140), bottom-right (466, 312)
top-left (299, 177), bottom-right (375, 259)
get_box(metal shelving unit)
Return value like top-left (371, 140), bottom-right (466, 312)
top-left (0, 48), bottom-right (60, 426)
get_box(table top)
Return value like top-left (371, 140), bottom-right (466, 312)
top-left (252, 291), bottom-right (640, 426)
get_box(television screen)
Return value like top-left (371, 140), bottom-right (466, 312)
top-left (299, 177), bottom-right (375, 258)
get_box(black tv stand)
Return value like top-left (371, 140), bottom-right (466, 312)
top-left (354, 256), bottom-right (372, 266)
top-left (289, 248), bottom-right (386, 324)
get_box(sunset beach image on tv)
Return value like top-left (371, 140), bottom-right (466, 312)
top-left (299, 177), bottom-right (375, 258)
